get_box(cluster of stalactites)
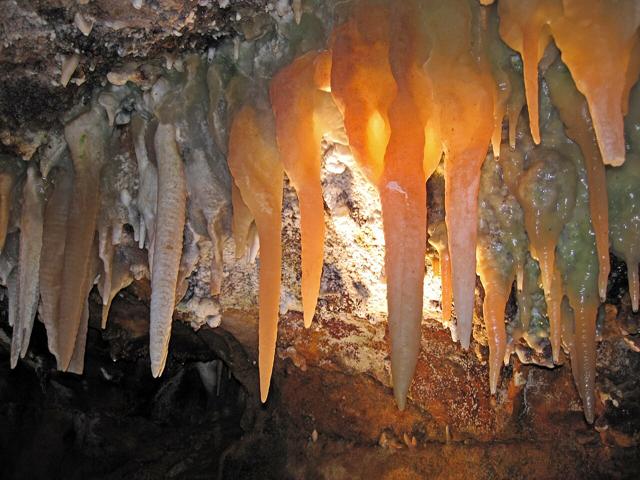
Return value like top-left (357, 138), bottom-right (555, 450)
top-left (1, 55), bottom-right (233, 379)
top-left (227, 0), bottom-right (640, 422)
top-left (1, 0), bottom-right (639, 425)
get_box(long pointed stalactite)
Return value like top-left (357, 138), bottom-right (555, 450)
top-left (1, 0), bottom-right (640, 424)
top-left (11, 165), bottom-right (44, 367)
top-left (149, 123), bottom-right (187, 378)
top-left (545, 60), bottom-right (611, 302)
top-left (381, 0), bottom-right (431, 410)
top-left (40, 155), bottom-right (74, 363)
top-left (424, 0), bottom-right (496, 349)
top-left (57, 105), bottom-right (109, 371)
top-left (228, 102), bottom-right (284, 403)
top-left (270, 51), bottom-right (330, 329)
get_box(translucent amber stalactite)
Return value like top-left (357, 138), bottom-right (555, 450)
top-left (330, 2), bottom-right (396, 185)
top-left (477, 257), bottom-right (512, 394)
top-left (497, 0), bottom-right (561, 144)
top-left (228, 103), bottom-right (284, 402)
top-left (271, 50), bottom-right (344, 328)
top-left (550, 0), bottom-right (640, 167)
top-left (545, 60), bottom-right (610, 301)
top-left (381, 0), bottom-right (432, 409)
top-left (423, 0), bottom-right (495, 348)
top-left (517, 149), bottom-right (576, 362)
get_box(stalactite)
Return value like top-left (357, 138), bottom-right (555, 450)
top-left (497, 0), bottom-right (560, 145)
top-left (549, 0), bottom-right (640, 167)
top-left (330, 4), bottom-right (395, 185)
top-left (67, 240), bottom-right (100, 375)
top-left (477, 153), bottom-right (525, 392)
top-left (556, 175), bottom-right (600, 424)
top-left (130, 113), bottom-right (158, 254)
top-left (0, 233), bottom-right (18, 329)
top-left (158, 56), bottom-right (231, 297)
top-left (3, 0), bottom-right (639, 424)
top-left (439, 248), bottom-right (452, 325)
top-left (485, 1), bottom-right (525, 157)
top-left (426, 168), bottom-right (453, 334)
top-left (39, 155), bottom-right (73, 364)
top-left (11, 165), bottom-right (44, 367)
top-left (379, 0), bottom-right (434, 410)
top-left (608, 83), bottom-right (640, 312)
top-left (496, 141), bottom-right (530, 292)
top-left (98, 225), bottom-right (115, 315)
top-left (99, 249), bottom-right (134, 328)
top-left (0, 172), bottom-right (14, 253)
top-left (423, 0), bottom-right (495, 348)
top-left (149, 123), bottom-right (187, 378)
top-left (517, 147), bottom-right (576, 363)
top-left (271, 50), bottom-right (340, 328)
top-left (545, 60), bottom-right (610, 301)
top-left (58, 104), bottom-right (109, 371)
top-left (175, 220), bottom-right (202, 304)
top-left (7, 270), bottom-right (17, 331)
top-left (228, 102), bottom-right (283, 403)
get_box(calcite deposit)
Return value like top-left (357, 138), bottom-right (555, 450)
top-left (1, 0), bottom-right (640, 478)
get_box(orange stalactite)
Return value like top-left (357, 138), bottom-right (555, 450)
top-left (423, 0), bottom-right (495, 349)
top-left (271, 50), bottom-right (345, 329)
top-left (228, 103), bottom-right (284, 403)
top-left (6, 0), bottom-right (640, 426)
top-left (550, 0), bottom-right (640, 167)
top-left (497, 0), bottom-right (561, 145)
top-left (330, 3), bottom-right (396, 185)
top-left (477, 259), bottom-right (512, 395)
top-left (381, 0), bottom-right (433, 410)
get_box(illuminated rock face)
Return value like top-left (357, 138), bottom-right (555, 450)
top-left (0, 0), bottom-right (639, 428)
